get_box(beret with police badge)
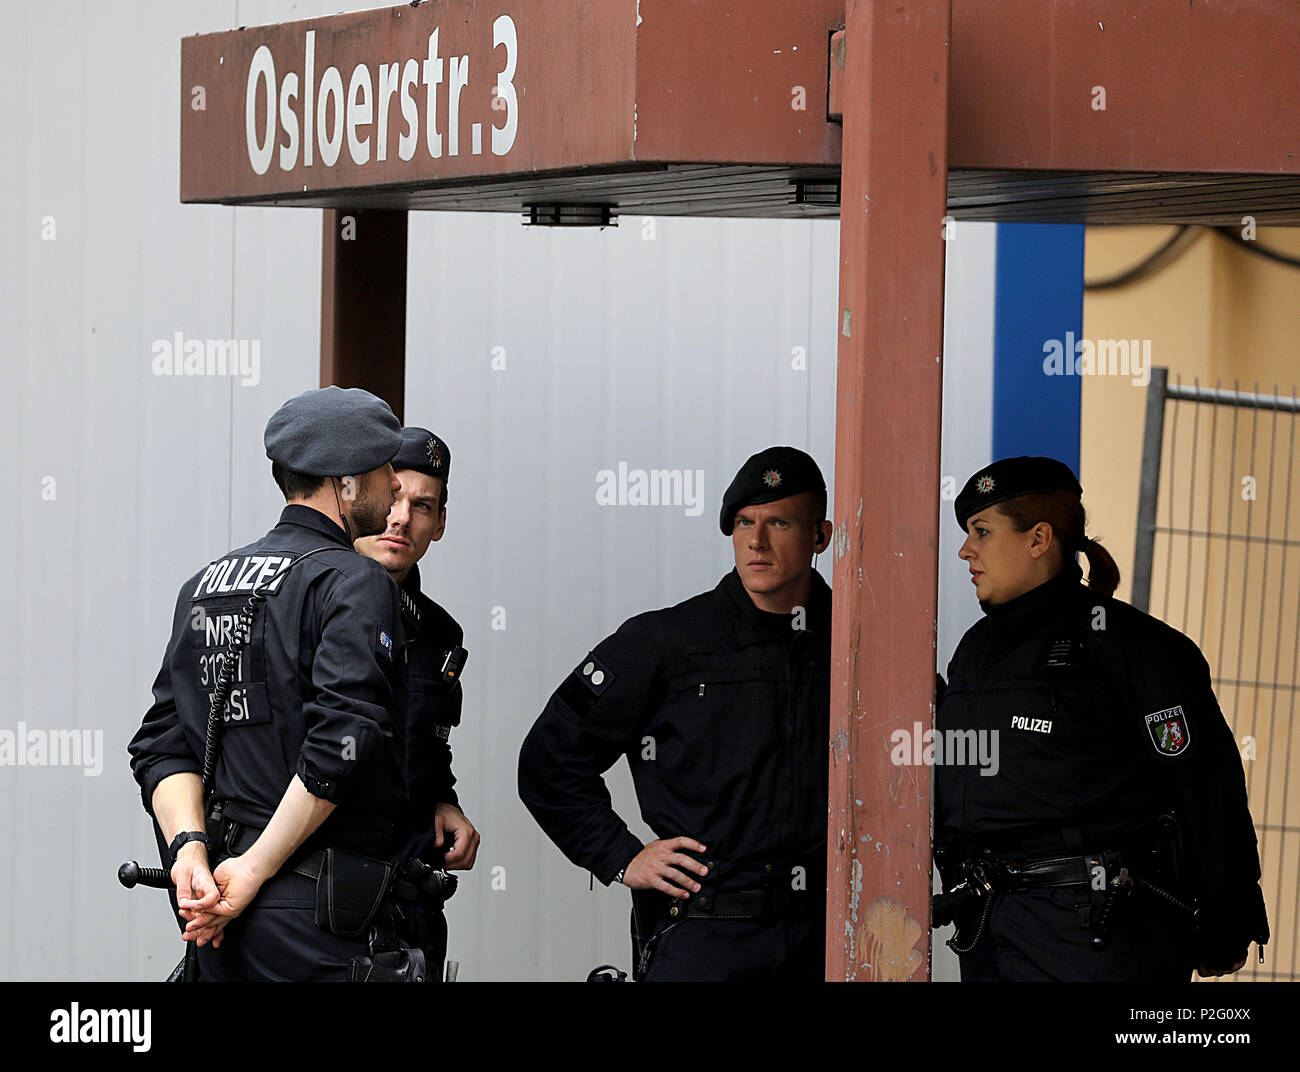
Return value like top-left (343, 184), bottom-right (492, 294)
top-left (264, 385), bottom-right (402, 477)
top-left (390, 426), bottom-right (451, 484)
top-left (954, 456), bottom-right (1082, 531)
top-left (720, 446), bottom-right (827, 535)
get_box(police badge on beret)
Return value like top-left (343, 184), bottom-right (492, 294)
top-left (954, 456), bottom-right (1082, 532)
top-left (391, 426), bottom-right (452, 482)
top-left (719, 446), bottom-right (826, 535)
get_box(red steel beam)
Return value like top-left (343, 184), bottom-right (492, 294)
top-left (946, 0), bottom-right (1299, 174)
top-left (827, 0), bottom-right (950, 982)
top-left (831, 1), bottom-right (1300, 175)
top-left (319, 207), bottom-right (407, 420)
top-left (181, 1), bottom-right (1300, 213)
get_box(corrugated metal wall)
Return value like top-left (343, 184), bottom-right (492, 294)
top-left (1, 0), bottom-right (342, 981)
top-left (403, 211), bottom-right (842, 980)
top-left (0, 0), bottom-right (996, 981)
top-left (0, 0), bottom-right (843, 981)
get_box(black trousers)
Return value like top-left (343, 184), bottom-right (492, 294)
top-left (638, 912), bottom-right (824, 982)
top-left (197, 869), bottom-right (368, 982)
top-left (955, 885), bottom-right (1194, 982)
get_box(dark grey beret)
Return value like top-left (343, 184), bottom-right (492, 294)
top-left (264, 386), bottom-right (402, 477)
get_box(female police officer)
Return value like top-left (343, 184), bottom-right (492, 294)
top-left (934, 455), bottom-right (1269, 981)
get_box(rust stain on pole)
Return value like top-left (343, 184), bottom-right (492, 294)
top-left (861, 896), bottom-right (927, 981)
top-left (826, 0), bottom-right (951, 982)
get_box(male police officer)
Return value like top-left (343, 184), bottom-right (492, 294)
top-left (354, 427), bottom-right (481, 970)
top-left (519, 446), bottom-right (833, 981)
top-left (128, 386), bottom-right (411, 982)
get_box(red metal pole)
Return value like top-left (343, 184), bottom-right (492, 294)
top-left (826, 0), bottom-right (952, 982)
top-left (320, 208), bottom-right (408, 421)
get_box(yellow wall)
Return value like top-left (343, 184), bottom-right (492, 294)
top-left (1082, 224), bottom-right (1300, 980)
top-left (1082, 225), bottom-right (1300, 602)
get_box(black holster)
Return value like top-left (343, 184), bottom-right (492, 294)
top-left (348, 924), bottom-right (431, 983)
top-left (630, 889), bottom-right (676, 981)
top-left (215, 815), bottom-right (432, 980)
top-left (315, 847), bottom-right (395, 939)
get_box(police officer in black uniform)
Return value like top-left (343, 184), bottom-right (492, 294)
top-left (128, 386), bottom-right (413, 982)
top-left (355, 427), bottom-right (480, 974)
top-left (519, 446), bottom-right (833, 981)
top-left (934, 455), bottom-right (1269, 981)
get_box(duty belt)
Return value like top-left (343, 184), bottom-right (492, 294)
top-left (224, 821), bottom-right (326, 881)
top-left (932, 847), bottom-right (1125, 938)
top-left (222, 822), bottom-right (454, 909)
top-left (997, 849), bottom-right (1125, 891)
top-left (666, 884), bottom-right (815, 922)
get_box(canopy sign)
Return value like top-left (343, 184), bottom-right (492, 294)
top-left (180, 0), bottom-right (845, 210)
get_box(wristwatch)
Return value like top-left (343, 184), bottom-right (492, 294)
top-left (169, 830), bottom-right (209, 863)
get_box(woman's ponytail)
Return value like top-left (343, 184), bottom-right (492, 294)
top-left (1081, 537), bottom-right (1120, 599)
top-left (996, 490), bottom-right (1122, 599)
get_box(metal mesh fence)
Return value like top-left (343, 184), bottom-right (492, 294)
top-left (1135, 368), bottom-right (1300, 981)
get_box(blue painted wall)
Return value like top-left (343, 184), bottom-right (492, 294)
top-left (992, 223), bottom-right (1085, 476)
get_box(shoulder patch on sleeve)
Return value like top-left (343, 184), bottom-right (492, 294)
top-left (554, 653), bottom-right (616, 719)
top-left (1144, 705), bottom-right (1191, 757)
top-left (376, 623), bottom-right (395, 662)
top-left (575, 655), bottom-right (615, 695)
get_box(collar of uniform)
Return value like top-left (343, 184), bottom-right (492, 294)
top-left (396, 561), bottom-right (424, 631)
top-left (276, 503), bottom-right (354, 549)
top-left (805, 567), bottom-right (833, 631)
top-left (980, 559), bottom-right (1086, 641)
top-left (401, 561), bottom-right (422, 596)
top-left (717, 566), bottom-right (832, 643)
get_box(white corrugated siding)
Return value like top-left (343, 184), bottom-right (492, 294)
top-left (0, 0), bottom-right (995, 981)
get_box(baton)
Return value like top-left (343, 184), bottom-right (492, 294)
top-left (118, 860), bottom-right (173, 890)
top-left (118, 860), bottom-right (201, 981)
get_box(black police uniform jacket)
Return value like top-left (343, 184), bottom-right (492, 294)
top-left (935, 559), bottom-right (1269, 967)
top-left (397, 562), bottom-right (464, 861)
top-left (518, 567), bottom-right (831, 887)
top-left (129, 505), bottom-right (409, 861)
